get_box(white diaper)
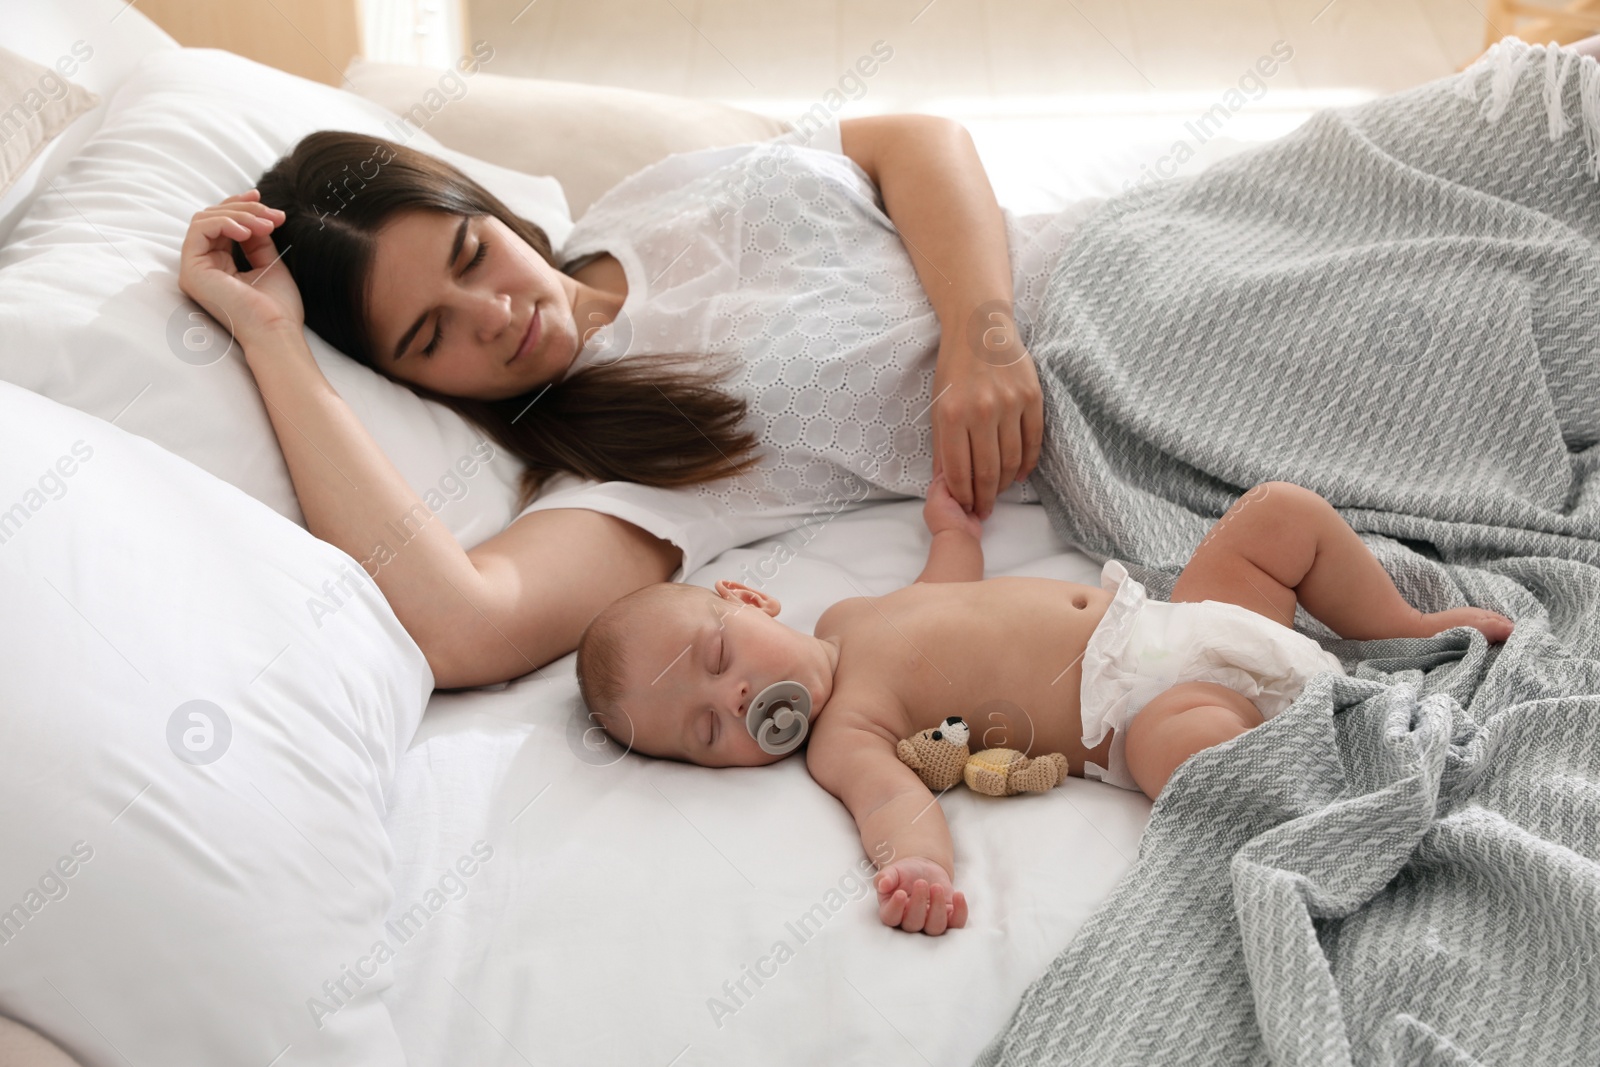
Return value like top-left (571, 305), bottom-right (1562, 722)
top-left (1079, 559), bottom-right (1347, 793)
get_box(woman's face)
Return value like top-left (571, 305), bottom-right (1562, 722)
top-left (365, 210), bottom-right (580, 400)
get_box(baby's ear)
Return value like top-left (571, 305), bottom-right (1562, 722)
top-left (895, 738), bottom-right (922, 771)
top-left (714, 578), bottom-right (782, 617)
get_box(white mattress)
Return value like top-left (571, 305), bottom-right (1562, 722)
top-left (381, 499), bottom-right (1152, 1065)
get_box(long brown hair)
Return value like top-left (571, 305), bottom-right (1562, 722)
top-left (254, 131), bottom-right (764, 507)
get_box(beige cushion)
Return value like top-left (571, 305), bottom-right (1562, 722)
top-left (342, 56), bottom-right (788, 218)
top-left (0, 1015), bottom-right (81, 1067)
top-left (0, 44), bottom-right (98, 199)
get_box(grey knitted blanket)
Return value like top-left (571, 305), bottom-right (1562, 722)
top-left (980, 38), bottom-right (1600, 1066)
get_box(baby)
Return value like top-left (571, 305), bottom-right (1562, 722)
top-left (575, 476), bottom-right (1513, 936)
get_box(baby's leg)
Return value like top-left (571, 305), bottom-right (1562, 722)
top-left (1170, 482), bottom-right (1513, 642)
top-left (1122, 680), bottom-right (1264, 800)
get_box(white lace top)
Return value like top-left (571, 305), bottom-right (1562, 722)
top-left (516, 117), bottom-right (1103, 581)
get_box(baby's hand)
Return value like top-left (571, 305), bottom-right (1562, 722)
top-left (924, 467), bottom-right (984, 541)
top-left (876, 856), bottom-right (968, 935)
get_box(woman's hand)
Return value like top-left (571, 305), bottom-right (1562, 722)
top-left (178, 189), bottom-right (305, 346)
top-left (930, 314), bottom-right (1044, 520)
top-left (876, 855), bottom-right (968, 935)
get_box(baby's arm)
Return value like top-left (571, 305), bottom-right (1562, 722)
top-left (806, 725), bottom-right (969, 935)
top-left (916, 470), bottom-right (984, 584)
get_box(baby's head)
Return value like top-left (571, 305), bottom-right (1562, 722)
top-left (576, 579), bottom-right (838, 768)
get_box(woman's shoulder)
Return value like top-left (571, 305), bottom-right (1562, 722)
top-left (566, 117), bottom-right (877, 241)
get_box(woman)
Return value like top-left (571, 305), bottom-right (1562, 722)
top-left (178, 35), bottom-right (1600, 691)
top-left (178, 113), bottom-right (1053, 688)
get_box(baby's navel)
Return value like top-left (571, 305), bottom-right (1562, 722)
top-left (1072, 595), bottom-right (1088, 609)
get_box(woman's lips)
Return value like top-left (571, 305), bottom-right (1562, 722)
top-left (510, 308), bottom-right (540, 365)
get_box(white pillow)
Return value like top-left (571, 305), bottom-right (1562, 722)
top-left (0, 46), bottom-right (575, 548)
top-left (0, 379), bottom-right (430, 1066)
top-left (0, 44), bottom-right (99, 200)
top-left (344, 56), bottom-right (789, 217)
top-left (0, 0), bottom-right (180, 247)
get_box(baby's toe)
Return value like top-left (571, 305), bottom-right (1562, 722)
top-left (1424, 607), bottom-right (1514, 643)
top-left (1478, 609), bottom-right (1515, 643)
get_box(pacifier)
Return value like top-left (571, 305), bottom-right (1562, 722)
top-left (745, 680), bottom-right (813, 756)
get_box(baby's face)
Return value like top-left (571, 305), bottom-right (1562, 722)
top-left (615, 580), bottom-right (836, 767)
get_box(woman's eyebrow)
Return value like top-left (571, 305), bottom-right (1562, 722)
top-left (390, 216), bottom-right (471, 362)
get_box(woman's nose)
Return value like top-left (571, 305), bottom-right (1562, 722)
top-left (476, 291), bottom-right (512, 339)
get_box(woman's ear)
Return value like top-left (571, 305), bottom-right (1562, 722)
top-left (713, 578), bottom-right (782, 616)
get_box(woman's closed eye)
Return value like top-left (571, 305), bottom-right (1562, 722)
top-left (419, 239), bottom-right (492, 357)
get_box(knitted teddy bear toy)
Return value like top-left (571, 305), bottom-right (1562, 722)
top-left (895, 717), bottom-right (1069, 797)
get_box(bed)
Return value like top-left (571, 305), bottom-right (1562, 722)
top-left (0, 2), bottom-right (1256, 1064)
top-left (10, 4), bottom-right (1600, 1065)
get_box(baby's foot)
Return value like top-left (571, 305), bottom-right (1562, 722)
top-left (1420, 606), bottom-right (1515, 644)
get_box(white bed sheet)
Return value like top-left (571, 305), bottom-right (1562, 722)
top-left (381, 498), bottom-right (1152, 1066)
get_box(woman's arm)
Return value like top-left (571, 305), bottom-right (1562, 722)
top-left (180, 192), bottom-right (681, 689)
top-left (242, 327), bottom-right (682, 688)
top-left (839, 115), bottom-right (1044, 521)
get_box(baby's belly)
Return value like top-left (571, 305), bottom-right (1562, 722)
top-left (889, 585), bottom-right (1113, 767)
